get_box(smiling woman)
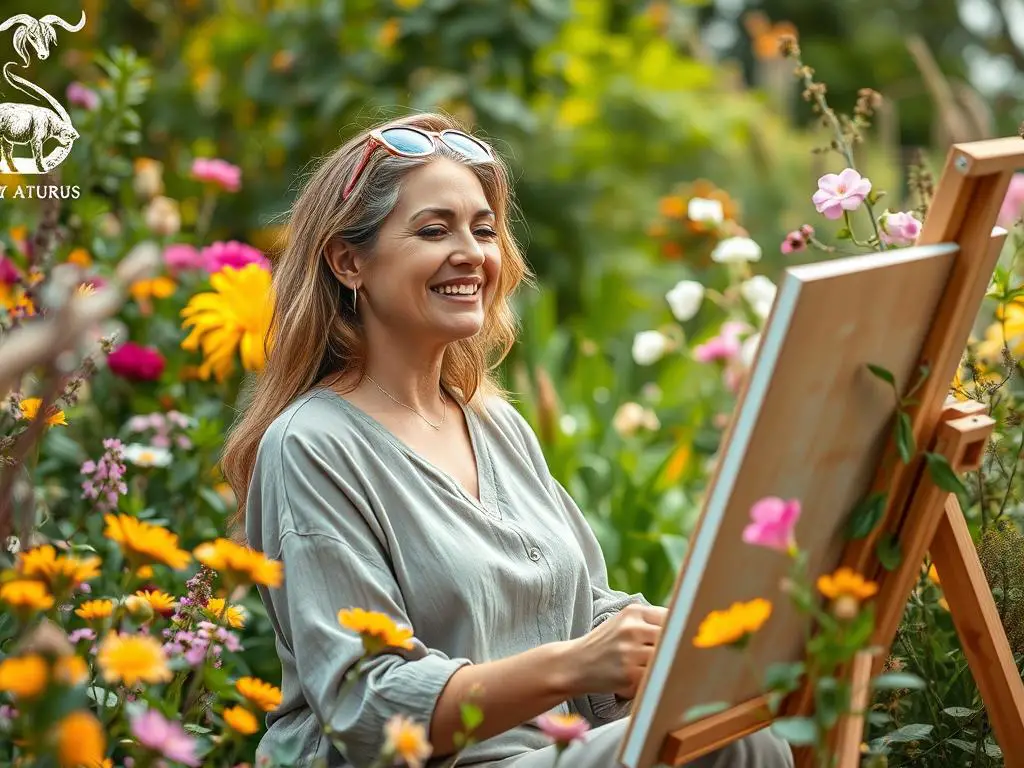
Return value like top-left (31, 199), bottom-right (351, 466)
top-left (220, 112), bottom-right (792, 768)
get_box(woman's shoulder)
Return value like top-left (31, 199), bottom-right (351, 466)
top-left (256, 387), bottom-right (362, 460)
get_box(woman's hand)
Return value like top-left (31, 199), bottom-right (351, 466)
top-left (564, 604), bottom-right (669, 699)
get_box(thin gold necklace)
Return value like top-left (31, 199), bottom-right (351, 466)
top-left (364, 375), bottom-right (447, 430)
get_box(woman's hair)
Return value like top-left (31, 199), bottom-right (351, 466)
top-left (220, 112), bottom-right (532, 531)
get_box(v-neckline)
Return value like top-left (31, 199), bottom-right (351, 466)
top-left (317, 387), bottom-right (500, 518)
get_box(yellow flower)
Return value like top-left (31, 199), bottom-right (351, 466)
top-left (378, 18), bottom-right (401, 48)
top-left (18, 545), bottom-right (101, 590)
top-left (383, 714), bottom-right (433, 768)
top-left (223, 704), bottom-right (259, 735)
top-left (136, 565), bottom-right (155, 580)
top-left (658, 195), bottom-right (687, 219)
top-left (53, 655), bottom-right (89, 686)
top-left (0, 654), bottom-right (48, 698)
top-left (134, 589), bottom-right (177, 616)
top-left (1, 579), bottom-right (55, 614)
top-left (693, 598), bottom-right (772, 649)
top-left (103, 514), bottom-right (192, 570)
top-left (75, 599), bottom-right (115, 621)
top-left (193, 538), bottom-right (282, 588)
top-left (236, 676), bottom-right (282, 712)
top-left (338, 608), bottom-right (415, 655)
top-left (66, 248), bottom-right (93, 268)
top-left (55, 710), bottom-right (106, 768)
top-left (817, 567), bottom-right (878, 602)
top-left (180, 263), bottom-right (273, 382)
top-left (129, 276), bottom-right (176, 302)
top-left (96, 632), bottom-right (172, 686)
top-left (205, 597), bottom-right (246, 628)
top-left (19, 397), bottom-right (67, 427)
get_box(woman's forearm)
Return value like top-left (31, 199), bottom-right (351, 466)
top-left (429, 640), bottom-right (579, 757)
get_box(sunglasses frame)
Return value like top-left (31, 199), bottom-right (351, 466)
top-left (341, 126), bottom-right (495, 201)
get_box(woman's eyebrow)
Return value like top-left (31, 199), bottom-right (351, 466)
top-left (409, 207), bottom-right (495, 221)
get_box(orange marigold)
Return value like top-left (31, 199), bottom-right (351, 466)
top-left (338, 608), bottom-right (415, 655)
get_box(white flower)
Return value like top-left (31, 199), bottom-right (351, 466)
top-left (612, 402), bottom-right (661, 437)
top-left (632, 330), bottom-right (672, 366)
top-left (687, 197), bottom-right (724, 225)
top-left (711, 237), bottom-right (762, 264)
top-left (739, 332), bottom-right (761, 368)
top-left (123, 443), bottom-right (173, 468)
top-left (740, 275), bottom-right (777, 319)
top-left (665, 280), bottom-right (704, 322)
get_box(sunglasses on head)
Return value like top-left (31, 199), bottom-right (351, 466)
top-left (342, 126), bottom-right (496, 201)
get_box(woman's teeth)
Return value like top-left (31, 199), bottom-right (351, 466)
top-left (431, 284), bottom-right (480, 295)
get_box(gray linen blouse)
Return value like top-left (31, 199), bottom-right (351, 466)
top-left (246, 387), bottom-right (650, 768)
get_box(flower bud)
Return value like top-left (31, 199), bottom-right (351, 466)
top-left (122, 595), bottom-right (154, 623)
top-left (831, 595), bottom-right (860, 621)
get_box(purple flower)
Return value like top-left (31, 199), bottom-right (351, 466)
top-left (812, 169), bottom-right (872, 220)
top-left (0, 255), bottom-right (19, 284)
top-left (200, 240), bottom-right (269, 274)
top-left (130, 709), bottom-right (201, 766)
top-left (81, 439), bottom-right (127, 513)
top-left (68, 628), bottom-right (96, 644)
top-left (66, 82), bottom-right (100, 111)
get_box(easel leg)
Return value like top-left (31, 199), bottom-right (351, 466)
top-left (835, 651), bottom-right (873, 768)
top-left (931, 493), bottom-right (1024, 766)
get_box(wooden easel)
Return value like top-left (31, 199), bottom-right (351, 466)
top-left (629, 138), bottom-right (1024, 768)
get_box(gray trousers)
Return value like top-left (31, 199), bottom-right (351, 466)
top-left (486, 720), bottom-right (794, 768)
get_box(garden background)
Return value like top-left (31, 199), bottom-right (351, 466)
top-left (4, 0), bottom-right (1024, 765)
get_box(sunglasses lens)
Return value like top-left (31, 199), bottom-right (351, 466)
top-left (441, 131), bottom-right (492, 162)
top-left (380, 127), bottom-right (434, 156)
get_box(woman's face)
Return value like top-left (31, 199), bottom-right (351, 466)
top-left (359, 158), bottom-right (503, 345)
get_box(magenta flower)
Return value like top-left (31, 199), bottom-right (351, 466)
top-left (999, 173), bottom-right (1024, 228)
top-left (163, 244), bottom-right (204, 273)
top-left (191, 158), bottom-right (242, 193)
top-left (780, 230), bottom-right (806, 255)
top-left (0, 255), bottom-right (19, 284)
top-left (130, 709), bottom-right (201, 767)
top-left (742, 497), bottom-right (801, 554)
top-left (536, 712), bottom-right (591, 747)
top-left (200, 240), bottom-right (269, 274)
top-left (812, 169), bottom-right (872, 220)
top-left (879, 210), bottom-right (922, 247)
top-left (66, 82), bottom-right (100, 111)
top-left (693, 320), bottom-right (749, 363)
top-left (107, 342), bottom-right (166, 382)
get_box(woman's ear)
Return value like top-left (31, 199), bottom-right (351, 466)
top-left (324, 237), bottom-right (361, 288)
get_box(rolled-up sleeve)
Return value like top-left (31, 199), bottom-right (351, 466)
top-left (273, 532), bottom-right (472, 767)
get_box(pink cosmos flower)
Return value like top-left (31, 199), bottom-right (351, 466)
top-left (536, 712), bottom-right (591, 746)
top-left (742, 497), bottom-right (801, 554)
top-left (879, 211), bottom-right (922, 247)
top-left (66, 82), bottom-right (100, 111)
top-left (107, 342), bottom-right (166, 382)
top-left (163, 244), bottom-right (204, 273)
top-left (812, 169), bottom-right (872, 220)
top-left (191, 158), bottom-right (242, 193)
top-left (999, 173), bottom-right (1024, 228)
top-left (200, 240), bottom-right (269, 274)
top-left (130, 709), bottom-right (201, 767)
top-left (693, 320), bottom-right (750, 363)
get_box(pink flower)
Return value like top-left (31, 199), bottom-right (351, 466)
top-left (812, 169), bottom-right (872, 220)
top-left (780, 230), bottom-right (807, 255)
top-left (0, 255), bottom-right (19, 284)
top-left (742, 497), bottom-right (801, 554)
top-left (879, 210), bottom-right (922, 247)
top-left (130, 709), bottom-right (201, 767)
top-left (200, 240), bottom-right (269, 274)
top-left (107, 342), bottom-right (166, 382)
top-left (191, 157), bottom-right (242, 193)
top-left (693, 321), bottom-right (750, 363)
top-left (999, 173), bottom-right (1024, 228)
top-left (536, 712), bottom-right (591, 746)
top-left (66, 82), bottom-right (99, 111)
top-left (163, 244), bottom-right (204, 273)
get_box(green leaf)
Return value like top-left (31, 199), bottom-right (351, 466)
top-left (763, 662), bottom-right (806, 693)
top-left (895, 411), bottom-right (914, 463)
top-left (943, 706), bottom-right (979, 718)
top-left (872, 672), bottom-right (926, 690)
top-left (682, 701), bottom-right (730, 723)
top-left (923, 452), bottom-right (968, 495)
top-left (882, 723), bottom-right (933, 743)
top-left (771, 717), bottom-right (818, 746)
top-left (876, 534), bottom-right (902, 570)
top-left (947, 738), bottom-right (977, 754)
top-left (846, 492), bottom-right (887, 539)
top-left (184, 724), bottom-right (212, 735)
top-left (866, 364), bottom-right (895, 386)
top-left (985, 741), bottom-right (1003, 758)
top-left (835, 227), bottom-right (852, 240)
top-left (86, 686), bottom-right (118, 708)
top-left (460, 702), bottom-right (484, 731)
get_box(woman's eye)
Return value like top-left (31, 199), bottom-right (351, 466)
top-left (418, 226), bottom-right (447, 238)
top-left (475, 228), bottom-right (498, 239)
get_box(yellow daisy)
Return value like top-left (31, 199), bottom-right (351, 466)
top-left (129, 276), bottom-right (176, 302)
top-left (18, 545), bottom-right (101, 590)
top-left (193, 538), bottom-right (282, 588)
top-left (205, 597), bottom-right (246, 628)
top-left (693, 598), bottom-right (772, 649)
top-left (383, 714), bottom-right (433, 768)
top-left (817, 567), bottom-right (878, 601)
top-left (180, 263), bottom-right (273, 382)
top-left (134, 589), bottom-right (177, 616)
top-left (19, 397), bottom-right (67, 427)
top-left (96, 632), bottom-right (172, 686)
top-left (0, 654), bottom-right (48, 698)
top-left (223, 705), bottom-right (259, 735)
top-left (55, 710), bottom-right (106, 768)
top-left (1, 579), bottom-right (55, 615)
top-left (75, 599), bottom-right (115, 621)
top-left (338, 608), bottom-right (415, 655)
top-left (236, 676), bottom-right (282, 712)
top-left (53, 655), bottom-right (89, 686)
top-left (103, 514), bottom-right (192, 570)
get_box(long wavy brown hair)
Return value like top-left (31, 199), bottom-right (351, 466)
top-left (220, 112), bottom-right (532, 533)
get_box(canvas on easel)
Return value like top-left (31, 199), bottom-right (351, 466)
top-left (616, 138), bottom-right (1024, 768)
